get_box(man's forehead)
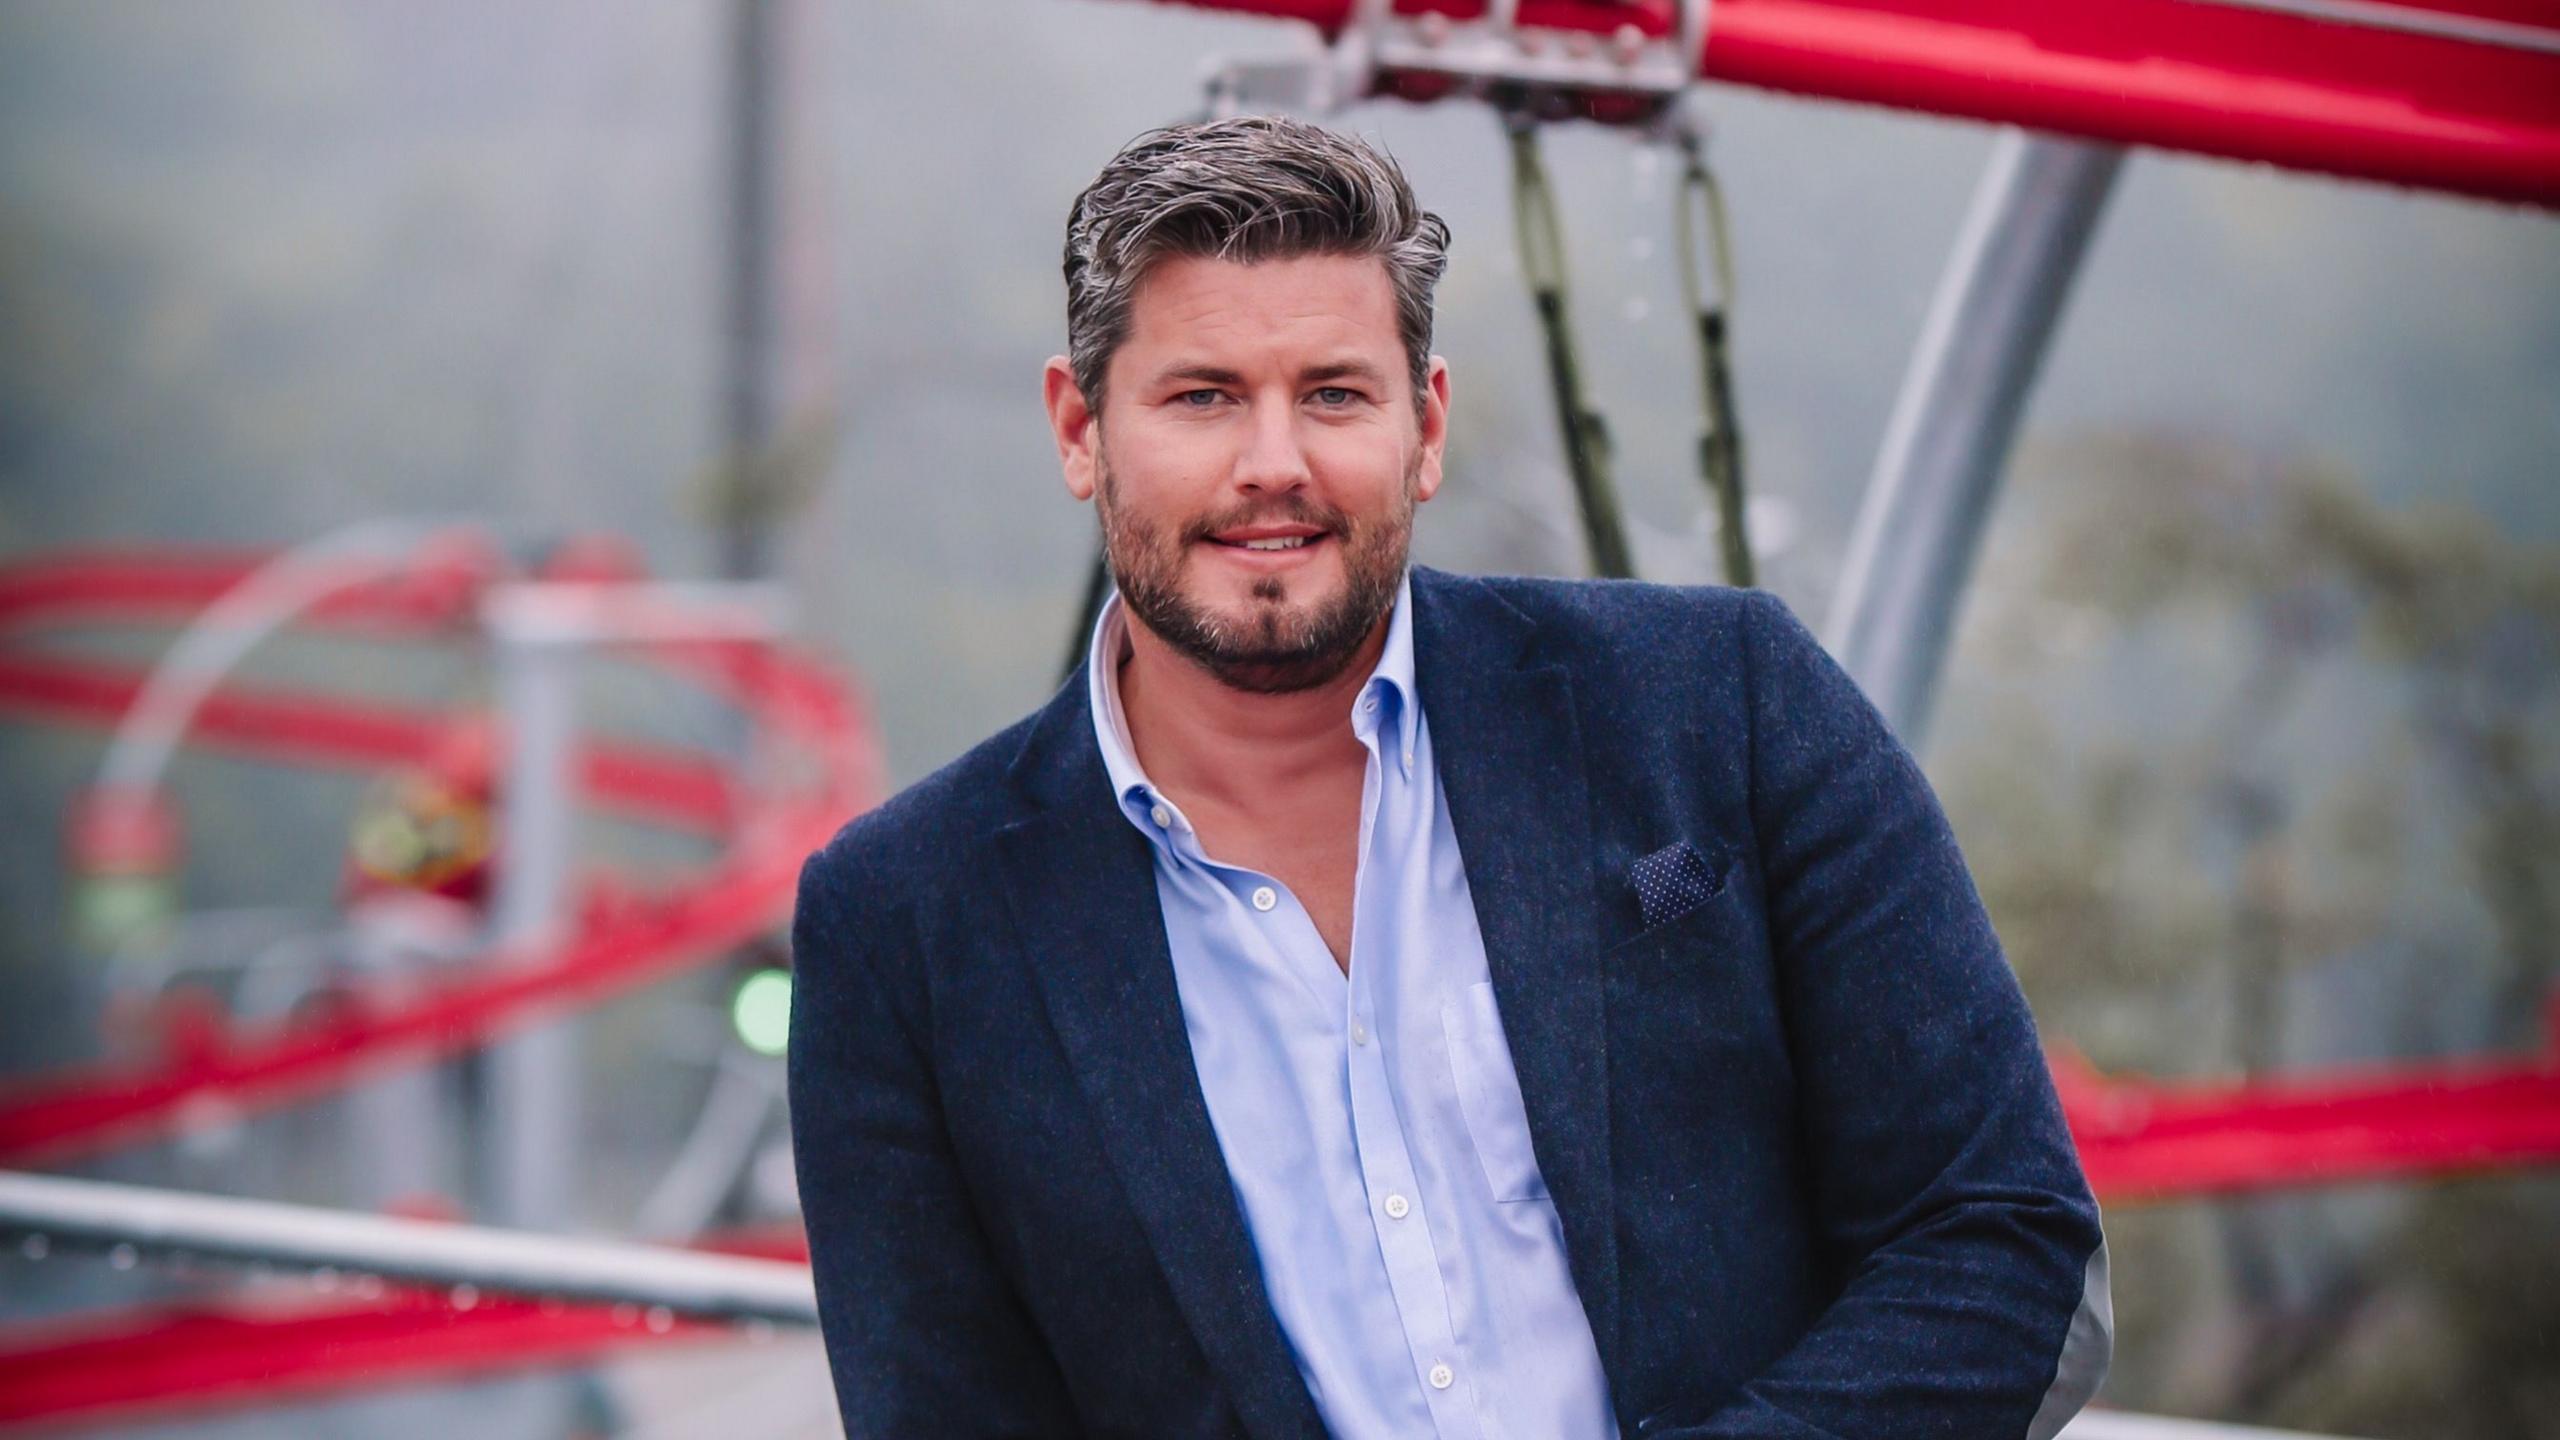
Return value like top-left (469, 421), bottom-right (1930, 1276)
top-left (1122, 253), bottom-right (1399, 346)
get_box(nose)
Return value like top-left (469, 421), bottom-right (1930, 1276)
top-left (1231, 395), bottom-right (1313, 495)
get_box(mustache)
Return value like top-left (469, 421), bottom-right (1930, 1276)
top-left (1178, 495), bottom-right (1350, 545)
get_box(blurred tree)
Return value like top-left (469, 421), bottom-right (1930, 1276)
top-left (1933, 431), bottom-right (2560, 1437)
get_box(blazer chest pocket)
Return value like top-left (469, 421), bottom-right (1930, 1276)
top-left (1441, 981), bottom-right (1549, 1203)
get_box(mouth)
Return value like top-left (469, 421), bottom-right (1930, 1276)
top-left (1202, 524), bottom-right (1332, 562)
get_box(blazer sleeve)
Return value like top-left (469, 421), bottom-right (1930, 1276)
top-left (1671, 592), bottom-right (2111, 1440)
top-left (788, 835), bottom-right (1079, 1438)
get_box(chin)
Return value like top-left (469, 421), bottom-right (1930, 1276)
top-left (1118, 533), bottom-right (1397, 693)
top-left (1188, 563), bottom-right (1334, 614)
top-left (1198, 594), bottom-right (1319, 645)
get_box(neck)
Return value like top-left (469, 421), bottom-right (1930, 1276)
top-left (1116, 609), bottom-right (1385, 809)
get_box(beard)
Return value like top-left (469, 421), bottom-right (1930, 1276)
top-left (1096, 449), bottom-right (1417, 695)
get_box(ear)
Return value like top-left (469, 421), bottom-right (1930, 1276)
top-left (1044, 357), bottom-right (1100, 502)
top-left (1413, 355), bottom-right (1451, 505)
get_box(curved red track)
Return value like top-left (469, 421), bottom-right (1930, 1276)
top-left (0, 541), bottom-right (887, 1167)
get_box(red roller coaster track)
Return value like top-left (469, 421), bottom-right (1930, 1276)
top-left (1146, 0), bottom-right (2560, 207)
top-left (0, 541), bottom-right (886, 1166)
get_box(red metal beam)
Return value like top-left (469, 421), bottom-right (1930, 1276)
top-left (0, 655), bottom-right (738, 834)
top-left (2059, 1044), bottom-right (2560, 1200)
top-left (0, 546), bottom-right (499, 637)
top-left (0, 1289), bottom-right (716, 1432)
top-left (0, 860), bottom-right (801, 1165)
top-left (0, 754), bottom-right (875, 1167)
top-left (1134, 0), bottom-right (2560, 207)
top-left (0, 1226), bottom-right (813, 1433)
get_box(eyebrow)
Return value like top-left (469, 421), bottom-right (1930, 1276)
top-left (1302, 361), bottom-right (1390, 386)
top-left (1150, 360), bottom-right (1392, 389)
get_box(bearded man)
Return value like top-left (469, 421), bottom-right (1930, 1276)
top-left (788, 115), bottom-right (2110, 1440)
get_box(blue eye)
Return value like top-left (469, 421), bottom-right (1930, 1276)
top-left (1313, 387), bottom-right (1358, 406)
top-left (1177, 389), bottom-right (1223, 407)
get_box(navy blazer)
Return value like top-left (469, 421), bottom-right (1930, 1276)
top-left (788, 568), bottom-right (2110, 1439)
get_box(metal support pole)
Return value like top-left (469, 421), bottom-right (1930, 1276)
top-left (1825, 131), bottom-right (2124, 747)
top-left (482, 619), bottom-right (582, 1234)
top-left (478, 580), bottom-right (787, 1439)
top-left (720, 0), bottom-right (780, 581)
top-left (0, 1170), bottom-right (816, 1323)
top-left (344, 930), bottom-right (452, 1213)
top-left (474, 582), bottom-right (791, 1234)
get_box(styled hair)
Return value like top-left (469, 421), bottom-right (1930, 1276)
top-left (1062, 115), bottom-right (1452, 417)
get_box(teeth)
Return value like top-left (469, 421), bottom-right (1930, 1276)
top-left (1238, 536), bottom-right (1310, 551)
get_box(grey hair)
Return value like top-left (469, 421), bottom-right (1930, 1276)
top-left (1062, 115), bottom-right (1452, 418)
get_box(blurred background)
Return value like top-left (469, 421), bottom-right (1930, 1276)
top-left (0, 0), bottom-right (2554, 1436)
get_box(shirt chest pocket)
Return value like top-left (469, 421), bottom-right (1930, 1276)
top-left (1440, 981), bottom-right (1550, 1203)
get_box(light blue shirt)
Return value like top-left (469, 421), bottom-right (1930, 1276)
top-left (1087, 575), bottom-right (1616, 1440)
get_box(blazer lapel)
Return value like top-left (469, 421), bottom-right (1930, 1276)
top-left (994, 678), bottom-right (1326, 1440)
top-left (1411, 567), bottom-right (1624, 1374)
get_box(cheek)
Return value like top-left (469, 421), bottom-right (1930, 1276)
top-left (1305, 418), bottom-right (1410, 472)
top-left (1114, 427), bottom-right (1229, 495)
top-left (1311, 448), bottom-right (1418, 515)
top-left (1102, 474), bottom-right (1218, 555)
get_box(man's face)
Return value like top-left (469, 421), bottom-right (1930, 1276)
top-left (1046, 253), bottom-right (1449, 693)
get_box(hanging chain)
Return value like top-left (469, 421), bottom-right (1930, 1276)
top-left (1670, 123), bottom-right (1754, 588)
top-left (1507, 115), bottom-right (1635, 580)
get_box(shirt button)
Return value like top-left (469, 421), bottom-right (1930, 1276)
top-left (1148, 802), bottom-right (1172, 828)
top-left (1361, 694), bottom-right (1378, 713)
top-left (1350, 1022), bottom-right (1370, 1047)
top-left (1250, 886), bottom-right (1277, 912)
top-left (1384, 1193), bottom-right (1410, 1219)
top-left (1428, 1362), bottom-right (1454, 1390)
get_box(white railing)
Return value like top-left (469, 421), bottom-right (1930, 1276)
top-left (0, 1169), bottom-right (814, 1324)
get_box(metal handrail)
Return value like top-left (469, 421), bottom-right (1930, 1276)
top-left (0, 1170), bottom-right (815, 1324)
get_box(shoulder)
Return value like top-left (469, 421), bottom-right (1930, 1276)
top-left (1466, 570), bottom-right (1772, 634)
top-left (1423, 567), bottom-right (1810, 684)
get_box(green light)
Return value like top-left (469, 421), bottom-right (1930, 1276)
top-left (732, 968), bottom-right (793, 1057)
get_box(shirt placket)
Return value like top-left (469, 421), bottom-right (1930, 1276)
top-left (1344, 692), bottom-right (1481, 1440)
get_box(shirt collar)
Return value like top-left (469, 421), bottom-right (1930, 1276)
top-left (1087, 592), bottom-right (1157, 824)
top-left (1086, 571), bottom-right (1422, 832)
top-left (1360, 572), bottom-right (1422, 768)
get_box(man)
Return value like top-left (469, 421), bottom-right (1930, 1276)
top-left (789, 116), bottom-right (2110, 1439)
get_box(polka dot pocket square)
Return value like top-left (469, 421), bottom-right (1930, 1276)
top-left (1629, 840), bottom-right (1726, 931)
